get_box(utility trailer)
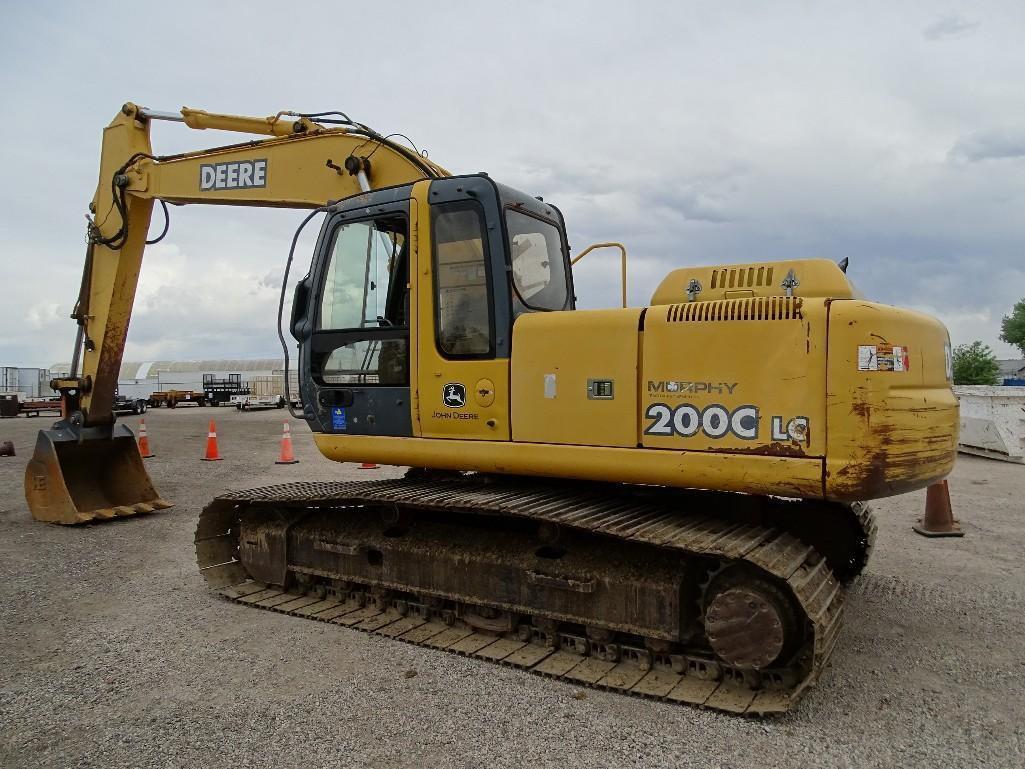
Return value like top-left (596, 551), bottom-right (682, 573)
top-left (203, 373), bottom-right (249, 407)
top-left (230, 393), bottom-right (285, 411)
top-left (249, 373), bottom-right (302, 409)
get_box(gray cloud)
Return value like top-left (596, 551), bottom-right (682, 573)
top-left (2, 1), bottom-right (1024, 368)
top-left (259, 269), bottom-right (284, 290)
top-left (949, 128), bottom-right (1025, 162)
top-left (923, 13), bottom-right (980, 41)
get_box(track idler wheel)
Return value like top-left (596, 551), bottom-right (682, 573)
top-left (702, 568), bottom-right (801, 671)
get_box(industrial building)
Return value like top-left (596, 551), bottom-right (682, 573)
top-left (50, 358), bottom-right (291, 400)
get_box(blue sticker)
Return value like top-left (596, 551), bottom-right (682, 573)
top-left (331, 407), bottom-right (347, 431)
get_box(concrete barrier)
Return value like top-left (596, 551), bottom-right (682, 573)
top-left (954, 386), bottom-right (1025, 463)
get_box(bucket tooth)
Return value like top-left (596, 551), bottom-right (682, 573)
top-left (24, 424), bottom-right (173, 525)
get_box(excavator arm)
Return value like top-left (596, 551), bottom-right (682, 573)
top-left (27, 102), bottom-right (448, 523)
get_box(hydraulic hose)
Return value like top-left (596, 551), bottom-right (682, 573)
top-left (277, 207), bottom-right (329, 419)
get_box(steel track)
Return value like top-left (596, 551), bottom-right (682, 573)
top-left (196, 478), bottom-right (868, 715)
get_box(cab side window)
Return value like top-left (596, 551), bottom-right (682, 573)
top-left (433, 204), bottom-right (493, 357)
top-left (314, 214), bottom-right (409, 385)
top-left (318, 216), bottom-right (406, 331)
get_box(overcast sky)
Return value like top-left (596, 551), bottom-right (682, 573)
top-left (2, 1), bottom-right (1024, 368)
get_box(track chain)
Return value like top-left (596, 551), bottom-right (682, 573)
top-left (196, 478), bottom-right (853, 715)
top-left (853, 500), bottom-right (878, 572)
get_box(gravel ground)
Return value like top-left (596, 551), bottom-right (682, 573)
top-left (1, 407), bottom-right (1023, 768)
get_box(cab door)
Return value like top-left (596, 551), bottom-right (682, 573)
top-left (414, 181), bottom-right (510, 440)
top-left (293, 194), bottom-right (415, 437)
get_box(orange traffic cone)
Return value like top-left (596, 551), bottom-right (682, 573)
top-left (358, 461), bottom-right (379, 470)
top-left (275, 422), bottom-right (299, 465)
top-left (137, 419), bottom-right (155, 458)
top-left (201, 419), bottom-right (223, 461)
top-left (913, 479), bottom-right (964, 537)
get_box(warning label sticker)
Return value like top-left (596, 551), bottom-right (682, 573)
top-left (331, 407), bottom-right (347, 430)
top-left (858, 345), bottom-right (909, 372)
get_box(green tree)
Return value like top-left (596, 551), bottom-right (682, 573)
top-left (1000, 299), bottom-right (1025, 356)
top-left (951, 341), bottom-right (1001, 385)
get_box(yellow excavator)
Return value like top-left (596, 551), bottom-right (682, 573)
top-left (25, 103), bottom-right (958, 714)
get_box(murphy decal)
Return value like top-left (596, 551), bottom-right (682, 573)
top-left (647, 380), bottom-right (738, 396)
top-left (200, 159), bottom-right (267, 191)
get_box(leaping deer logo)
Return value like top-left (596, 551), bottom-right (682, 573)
top-left (443, 383), bottom-right (466, 408)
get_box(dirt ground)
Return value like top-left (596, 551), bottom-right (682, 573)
top-left (0, 407), bottom-right (1022, 768)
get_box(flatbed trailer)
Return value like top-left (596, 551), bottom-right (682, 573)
top-left (149, 390), bottom-right (206, 408)
top-left (18, 397), bottom-right (62, 417)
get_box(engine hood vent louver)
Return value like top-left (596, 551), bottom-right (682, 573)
top-left (666, 296), bottom-right (804, 323)
top-left (711, 265), bottom-right (773, 290)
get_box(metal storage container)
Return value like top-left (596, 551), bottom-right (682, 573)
top-left (955, 385), bottom-right (1025, 463)
top-left (17, 368), bottom-right (38, 398)
top-left (1, 367), bottom-right (19, 393)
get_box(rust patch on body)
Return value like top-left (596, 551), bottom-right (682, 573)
top-left (719, 442), bottom-right (808, 458)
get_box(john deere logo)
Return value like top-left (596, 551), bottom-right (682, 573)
top-left (199, 159), bottom-right (267, 191)
top-left (443, 383), bottom-right (466, 409)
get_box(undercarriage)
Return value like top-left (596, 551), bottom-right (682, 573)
top-left (196, 475), bottom-right (874, 715)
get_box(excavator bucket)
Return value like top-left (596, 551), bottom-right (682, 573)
top-left (24, 423), bottom-right (173, 524)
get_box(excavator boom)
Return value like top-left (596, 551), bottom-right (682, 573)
top-left (26, 103), bottom-right (447, 523)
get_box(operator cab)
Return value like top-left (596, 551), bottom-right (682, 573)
top-left (290, 174), bottom-right (575, 437)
